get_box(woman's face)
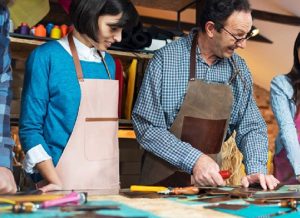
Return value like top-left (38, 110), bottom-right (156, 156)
top-left (96, 13), bottom-right (123, 51)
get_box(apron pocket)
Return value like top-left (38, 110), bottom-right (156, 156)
top-left (84, 118), bottom-right (118, 161)
top-left (181, 116), bottom-right (227, 154)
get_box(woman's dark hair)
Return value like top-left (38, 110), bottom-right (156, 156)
top-left (69, 0), bottom-right (139, 42)
top-left (198, 0), bottom-right (251, 32)
top-left (286, 32), bottom-right (300, 108)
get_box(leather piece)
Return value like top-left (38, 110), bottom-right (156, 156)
top-left (192, 196), bottom-right (231, 203)
top-left (120, 191), bottom-right (164, 199)
top-left (204, 204), bottom-right (249, 210)
top-left (181, 116), bottom-right (227, 154)
top-left (253, 191), bottom-right (300, 200)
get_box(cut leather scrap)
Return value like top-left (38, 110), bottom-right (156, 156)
top-left (253, 191), bottom-right (300, 200)
top-left (204, 203), bottom-right (249, 210)
top-left (192, 196), bottom-right (232, 203)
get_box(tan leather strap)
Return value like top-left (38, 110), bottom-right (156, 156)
top-left (189, 32), bottom-right (198, 81)
top-left (68, 33), bottom-right (84, 82)
top-left (85, 118), bottom-right (118, 122)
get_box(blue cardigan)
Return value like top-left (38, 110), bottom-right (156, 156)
top-left (270, 74), bottom-right (300, 175)
top-left (19, 40), bottom-right (116, 167)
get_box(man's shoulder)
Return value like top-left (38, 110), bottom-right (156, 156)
top-left (155, 35), bottom-right (189, 56)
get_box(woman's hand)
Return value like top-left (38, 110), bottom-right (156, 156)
top-left (39, 183), bottom-right (62, 192)
top-left (36, 159), bottom-right (63, 192)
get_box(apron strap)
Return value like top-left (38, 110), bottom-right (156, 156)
top-left (228, 57), bottom-right (246, 87)
top-left (189, 33), bottom-right (198, 81)
top-left (68, 32), bottom-right (84, 81)
top-left (189, 32), bottom-right (245, 86)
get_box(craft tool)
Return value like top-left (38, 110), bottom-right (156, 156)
top-left (1, 193), bottom-right (64, 202)
top-left (39, 192), bottom-right (87, 208)
top-left (12, 202), bottom-right (37, 213)
top-left (219, 170), bottom-right (231, 179)
top-left (158, 186), bottom-right (200, 195)
top-left (130, 185), bottom-right (168, 192)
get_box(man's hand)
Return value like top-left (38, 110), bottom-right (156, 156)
top-left (0, 167), bottom-right (17, 194)
top-left (241, 173), bottom-right (280, 190)
top-left (192, 154), bottom-right (225, 187)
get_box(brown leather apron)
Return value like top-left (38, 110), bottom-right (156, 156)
top-left (54, 34), bottom-right (119, 193)
top-left (140, 33), bottom-right (239, 187)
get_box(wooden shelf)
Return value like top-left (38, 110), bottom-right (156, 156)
top-left (10, 36), bottom-right (153, 60)
top-left (118, 129), bottom-right (136, 139)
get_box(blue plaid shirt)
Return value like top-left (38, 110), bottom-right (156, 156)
top-left (0, 6), bottom-right (13, 170)
top-left (132, 32), bottom-right (268, 175)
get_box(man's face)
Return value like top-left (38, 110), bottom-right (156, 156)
top-left (213, 11), bottom-right (253, 58)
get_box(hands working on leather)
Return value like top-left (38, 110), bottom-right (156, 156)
top-left (192, 154), bottom-right (225, 187)
top-left (192, 154), bottom-right (280, 190)
top-left (0, 167), bottom-right (17, 194)
top-left (241, 173), bottom-right (280, 190)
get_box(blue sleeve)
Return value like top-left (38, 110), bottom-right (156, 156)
top-left (19, 47), bottom-right (51, 155)
top-left (270, 75), bottom-right (300, 175)
top-left (132, 51), bottom-right (201, 174)
top-left (0, 8), bottom-right (14, 170)
top-left (234, 60), bottom-right (268, 175)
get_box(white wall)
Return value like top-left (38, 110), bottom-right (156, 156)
top-left (237, 22), bottom-right (299, 90)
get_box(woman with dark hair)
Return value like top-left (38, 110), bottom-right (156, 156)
top-left (271, 32), bottom-right (300, 184)
top-left (19, 0), bottom-right (139, 192)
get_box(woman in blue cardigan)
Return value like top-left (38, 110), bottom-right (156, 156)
top-left (19, 0), bottom-right (138, 192)
top-left (271, 32), bottom-right (300, 184)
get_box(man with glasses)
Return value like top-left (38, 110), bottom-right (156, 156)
top-left (132, 0), bottom-right (279, 189)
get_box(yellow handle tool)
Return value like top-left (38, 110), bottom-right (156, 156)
top-left (130, 185), bottom-right (168, 192)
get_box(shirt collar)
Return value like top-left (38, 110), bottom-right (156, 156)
top-left (58, 34), bottom-right (105, 62)
top-left (186, 30), bottom-right (224, 65)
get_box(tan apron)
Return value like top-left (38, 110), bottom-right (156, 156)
top-left (140, 33), bottom-right (240, 187)
top-left (54, 34), bottom-right (119, 193)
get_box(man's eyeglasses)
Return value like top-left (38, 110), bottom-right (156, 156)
top-left (221, 26), bottom-right (259, 44)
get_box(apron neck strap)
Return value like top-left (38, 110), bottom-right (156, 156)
top-left (68, 32), bottom-right (112, 81)
top-left (189, 33), bottom-right (198, 81)
top-left (189, 32), bottom-right (245, 86)
top-left (68, 32), bottom-right (84, 81)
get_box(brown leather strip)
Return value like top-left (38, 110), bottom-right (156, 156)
top-left (204, 204), bottom-right (249, 210)
top-left (68, 33), bottom-right (84, 81)
top-left (189, 32), bottom-right (198, 81)
top-left (85, 118), bottom-right (118, 122)
top-left (192, 196), bottom-right (231, 203)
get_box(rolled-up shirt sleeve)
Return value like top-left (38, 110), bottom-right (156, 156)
top-left (235, 70), bottom-right (268, 175)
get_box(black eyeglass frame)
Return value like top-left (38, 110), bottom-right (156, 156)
top-left (216, 23), bottom-right (257, 44)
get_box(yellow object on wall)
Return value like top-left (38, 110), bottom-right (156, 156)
top-left (9, 0), bottom-right (50, 27)
top-left (124, 59), bottom-right (138, 119)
